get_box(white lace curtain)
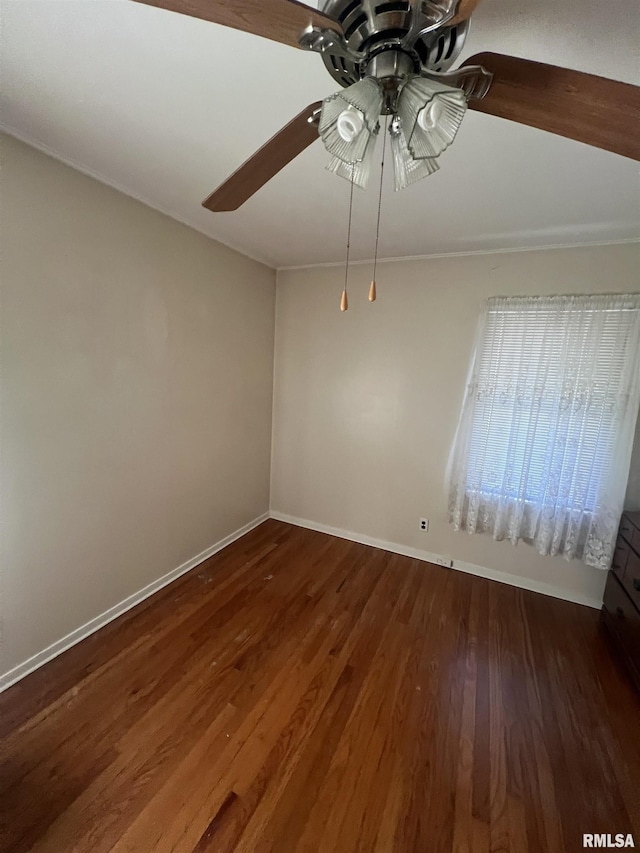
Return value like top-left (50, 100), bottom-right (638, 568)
top-left (448, 293), bottom-right (640, 569)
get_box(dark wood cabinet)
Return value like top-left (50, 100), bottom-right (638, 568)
top-left (602, 510), bottom-right (640, 690)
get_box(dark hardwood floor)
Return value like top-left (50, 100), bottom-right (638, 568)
top-left (0, 519), bottom-right (638, 853)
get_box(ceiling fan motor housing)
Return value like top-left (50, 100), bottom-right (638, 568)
top-left (316, 0), bottom-right (468, 91)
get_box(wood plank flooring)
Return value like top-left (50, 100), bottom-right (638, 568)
top-left (0, 519), bottom-right (638, 853)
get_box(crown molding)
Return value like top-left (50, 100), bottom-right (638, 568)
top-left (277, 238), bottom-right (640, 272)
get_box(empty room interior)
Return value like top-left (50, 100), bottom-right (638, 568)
top-left (1, 0), bottom-right (640, 851)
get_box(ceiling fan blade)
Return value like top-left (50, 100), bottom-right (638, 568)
top-left (463, 52), bottom-right (640, 160)
top-left (203, 101), bottom-right (321, 211)
top-left (131, 0), bottom-right (342, 49)
top-left (450, 0), bottom-right (483, 25)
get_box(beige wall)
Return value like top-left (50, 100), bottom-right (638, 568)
top-left (0, 134), bottom-right (276, 678)
top-left (272, 243), bottom-right (640, 607)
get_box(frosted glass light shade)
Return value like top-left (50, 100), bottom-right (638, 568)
top-left (326, 127), bottom-right (379, 189)
top-left (389, 117), bottom-right (439, 191)
top-left (397, 76), bottom-right (467, 159)
top-left (319, 77), bottom-right (383, 164)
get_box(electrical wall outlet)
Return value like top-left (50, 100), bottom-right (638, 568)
top-left (419, 518), bottom-right (429, 531)
top-left (429, 555), bottom-right (453, 569)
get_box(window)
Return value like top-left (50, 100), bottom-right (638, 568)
top-left (448, 294), bottom-right (640, 569)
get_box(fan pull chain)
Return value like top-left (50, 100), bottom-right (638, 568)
top-left (370, 116), bottom-right (388, 302)
top-left (341, 165), bottom-right (356, 311)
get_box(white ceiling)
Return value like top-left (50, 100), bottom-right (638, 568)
top-left (1, 0), bottom-right (639, 268)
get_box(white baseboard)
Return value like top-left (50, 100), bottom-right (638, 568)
top-left (269, 511), bottom-right (603, 611)
top-left (1, 508), bottom-right (602, 693)
top-left (0, 512), bottom-right (269, 693)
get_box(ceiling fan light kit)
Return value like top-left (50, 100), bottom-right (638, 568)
top-left (319, 70), bottom-right (467, 191)
top-left (320, 71), bottom-right (467, 191)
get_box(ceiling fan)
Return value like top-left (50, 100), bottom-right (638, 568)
top-left (133, 0), bottom-right (640, 212)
